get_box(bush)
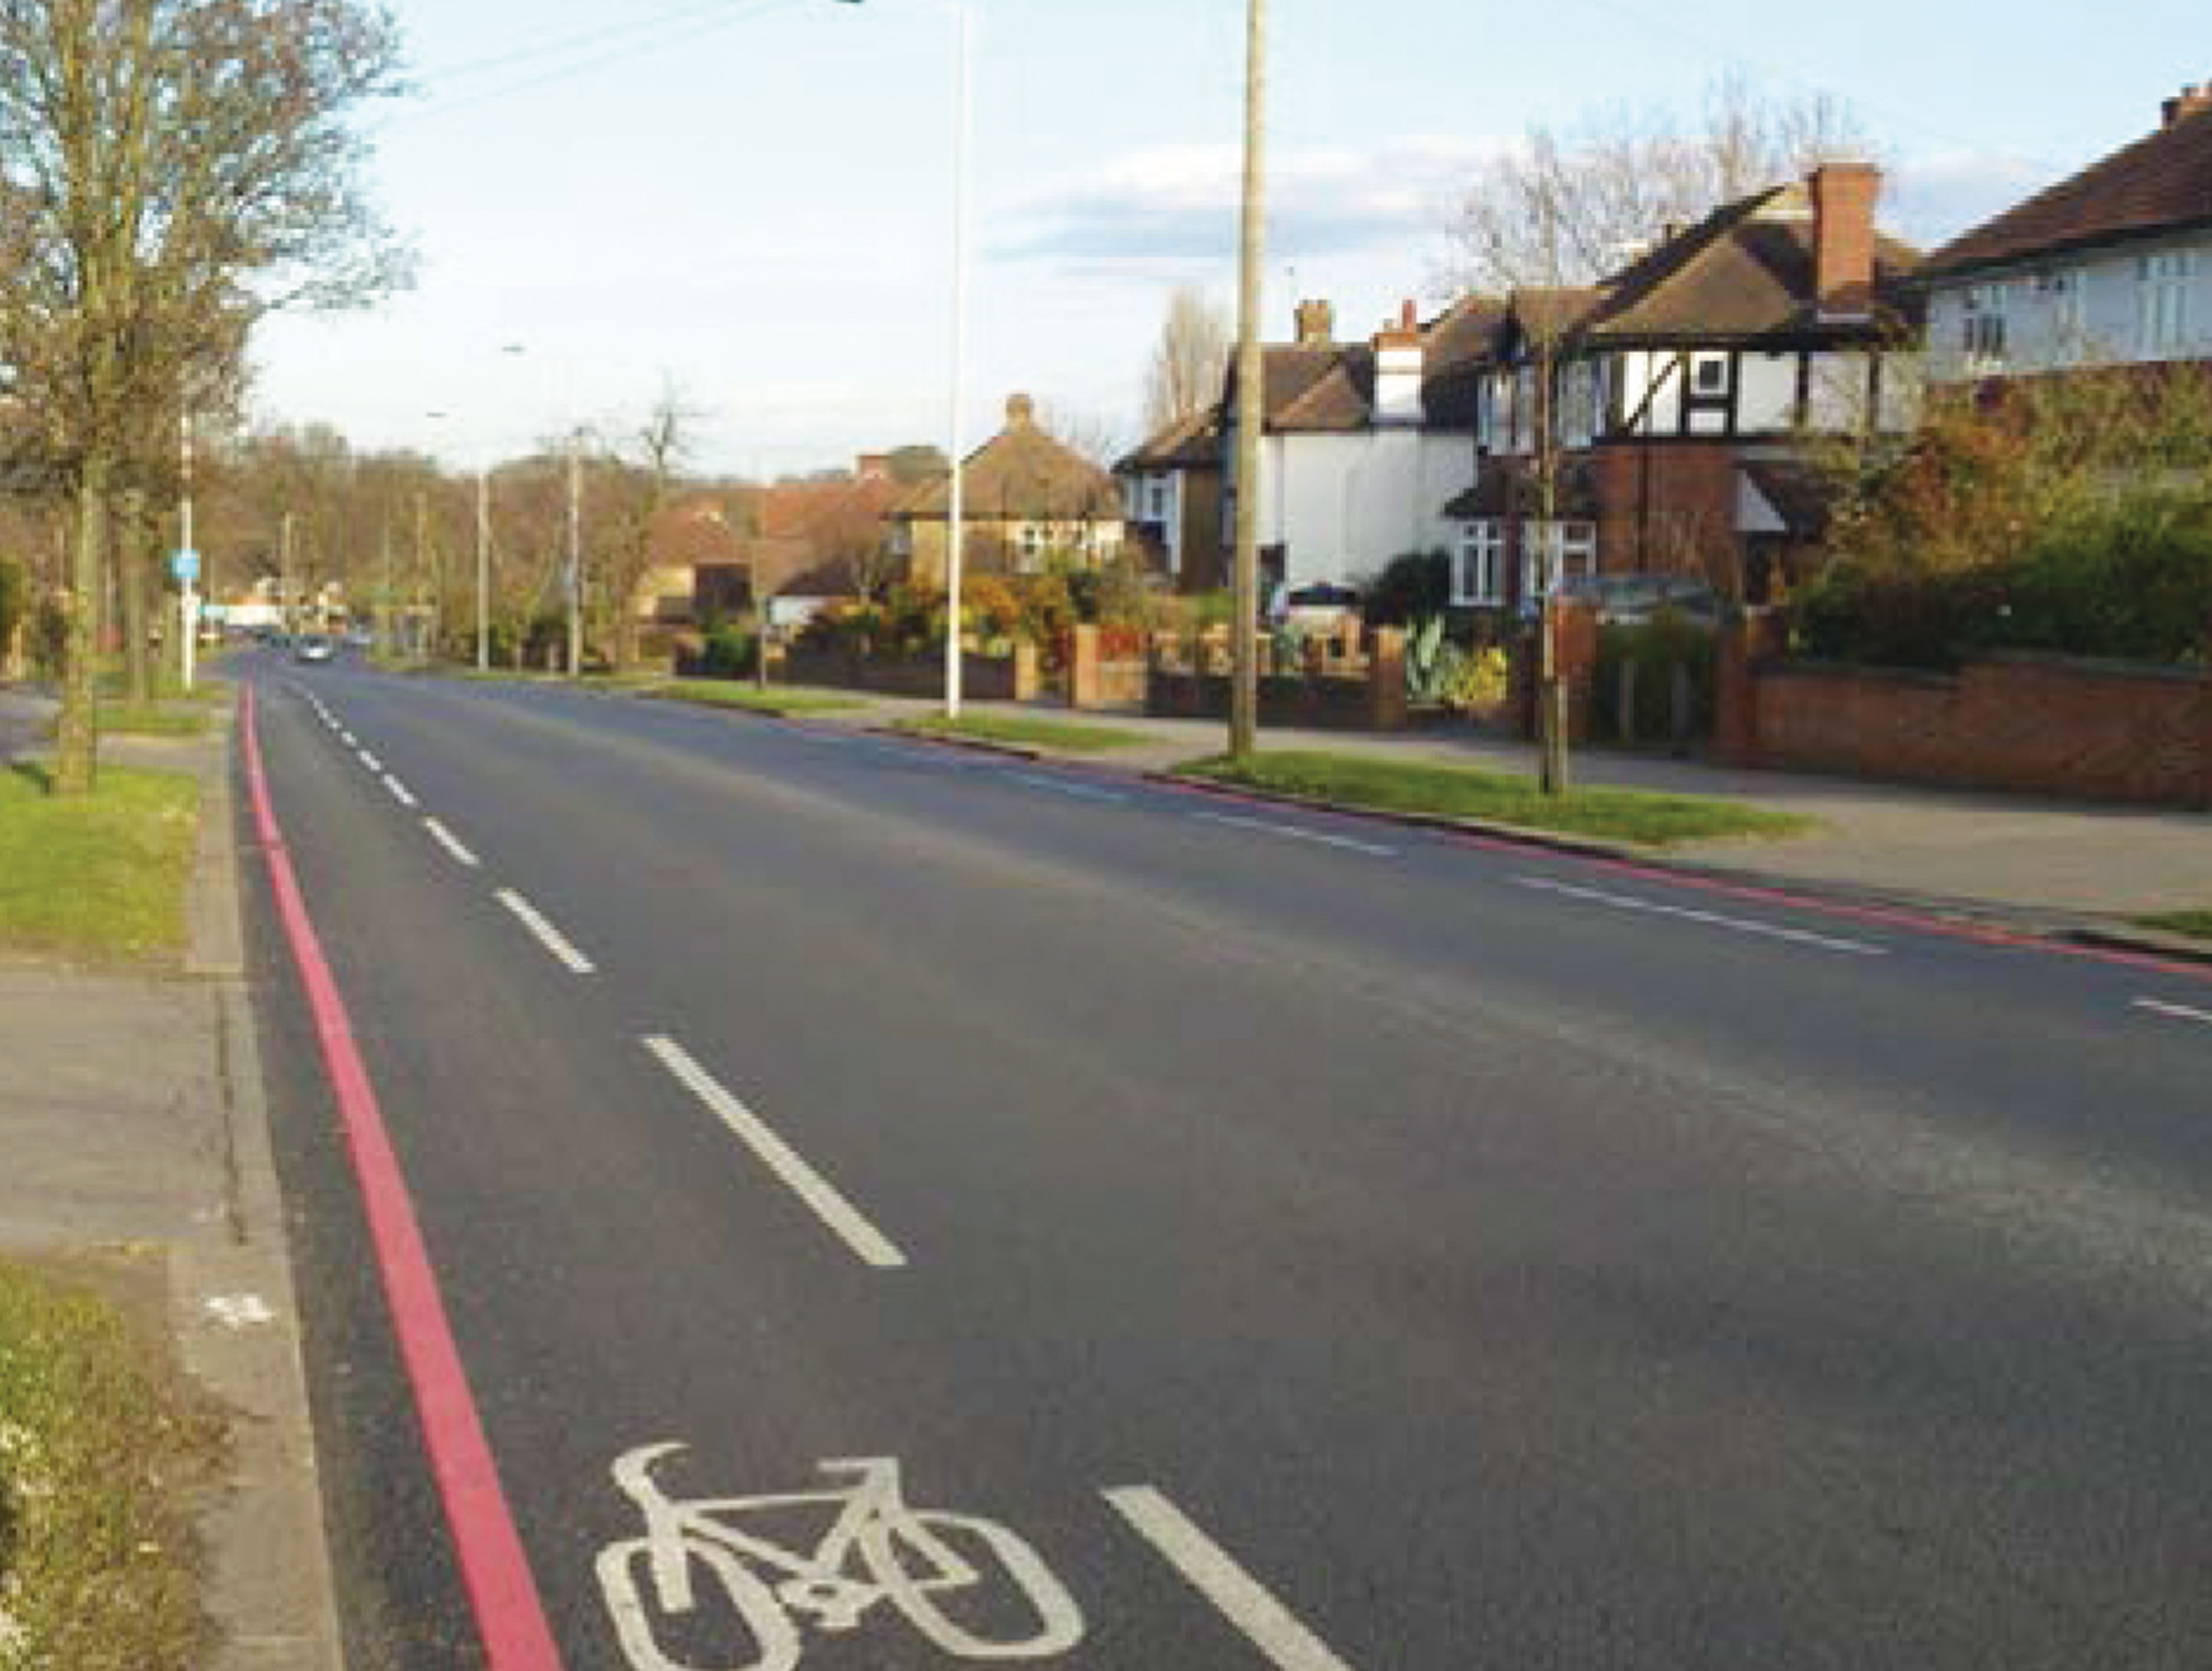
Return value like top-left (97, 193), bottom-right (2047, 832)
top-left (1594, 607), bottom-right (1716, 739)
top-left (697, 623), bottom-right (758, 677)
top-left (0, 557), bottom-right (25, 666)
top-left (1359, 550), bottom-right (1452, 626)
top-left (1794, 561), bottom-right (2016, 670)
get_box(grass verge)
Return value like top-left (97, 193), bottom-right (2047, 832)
top-left (0, 1253), bottom-right (225, 1671)
top-left (93, 702), bottom-right (211, 738)
top-left (0, 764), bottom-right (199, 963)
top-left (643, 680), bottom-right (863, 715)
top-left (2134, 910), bottom-right (2212, 942)
top-left (1180, 749), bottom-right (1813, 847)
top-left (895, 711), bottom-right (1151, 753)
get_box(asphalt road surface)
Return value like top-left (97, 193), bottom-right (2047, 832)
top-left (237, 653), bottom-right (2212, 1671)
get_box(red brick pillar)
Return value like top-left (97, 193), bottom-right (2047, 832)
top-left (1552, 602), bottom-right (1601, 744)
top-left (1714, 606), bottom-right (1783, 766)
top-left (2197, 660), bottom-right (2212, 810)
top-left (1369, 627), bottom-right (1407, 731)
top-left (1013, 640), bottom-right (1040, 701)
top-left (1070, 623), bottom-right (1100, 709)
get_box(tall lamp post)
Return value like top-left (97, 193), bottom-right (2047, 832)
top-left (833, 0), bottom-right (970, 716)
top-left (1228, 0), bottom-right (1267, 764)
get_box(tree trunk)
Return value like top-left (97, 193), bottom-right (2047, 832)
top-left (53, 456), bottom-right (111, 795)
top-left (119, 495), bottom-right (153, 705)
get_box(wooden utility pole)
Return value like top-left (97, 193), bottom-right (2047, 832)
top-left (1228, 0), bottom-right (1267, 765)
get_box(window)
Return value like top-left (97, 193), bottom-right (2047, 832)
top-left (1454, 522), bottom-right (1505, 605)
top-left (1961, 283), bottom-right (2008, 371)
top-left (1524, 520), bottom-right (1596, 599)
top-left (1690, 352), bottom-right (1732, 396)
top-left (1018, 524), bottom-right (1045, 571)
top-left (2138, 251), bottom-right (2198, 355)
top-left (1146, 479), bottom-right (1169, 521)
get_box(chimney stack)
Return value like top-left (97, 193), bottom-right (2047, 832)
top-left (1293, 299), bottom-right (1335, 347)
top-left (2162, 83), bottom-right (2212, 126)
top-left (1006, 392), bottom-right (1035, 427)
top-left (1808, 162), bottom-right (1880, 322)
top-left (1371, 298), bottom-right (1426, 427)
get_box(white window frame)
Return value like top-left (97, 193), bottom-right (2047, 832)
top-left (1018, 524), bottom-right (1045, 571)
top-left (1962, 282), bottom-right (2008, 371)
top-left (1453, 521), bottom-right (1505, 605)
top-left (1146, 478), bottom-right (1169, 522)
top-left (1689, 351), bottom-right (1732, 396)
top-left (2138, 251), bottom-right (2198, 355)
top-left (1524, 519), bottom-right (1596, 599)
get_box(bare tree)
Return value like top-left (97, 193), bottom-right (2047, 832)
top-left (1440, 73), bottom-right (1873, 294)
top-left (0, 0), bottom-right (406, 793)
top-left (594, 381), bottom-right (700, 668)
top-left (1034, 400), bottom-right (1130, 470)
top-left (1142, 284), bottom-right (1231, 435)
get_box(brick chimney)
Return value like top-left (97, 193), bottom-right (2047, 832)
top-left (1293, 299), bottom-right (1335, 347)
top-left (1372, 298), bottom-right (1425, 427)
top-left (1808, 162), bottom-right (1880, 322)
top-left (2162, 83), bottom-right (2212, 126)
top-left (1006, 392), bottom-right (1036, 427)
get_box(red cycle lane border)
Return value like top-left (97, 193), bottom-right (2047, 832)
top-left (241, 683), bottom-right (568, 1671)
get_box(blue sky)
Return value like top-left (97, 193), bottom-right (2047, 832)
top-left (249, 0), bottom-right (2208, 477)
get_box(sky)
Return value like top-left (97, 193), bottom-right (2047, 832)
top-left (249, 0), bottom-right (2211, 478)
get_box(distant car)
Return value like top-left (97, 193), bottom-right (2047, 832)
top-left (1269, 582), bottom-right (1361, 632)
top-left (1552, 573), bottom-right (1724, 626)
top-left (293, 634), bottom-right (336, 664)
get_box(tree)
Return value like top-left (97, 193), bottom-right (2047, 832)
top-left (1439, 74), bottom-right (1871, 295)
top-left (1142, 284), bottom-right (1231, 435)
top-left (0, 0), bottom-right (406, 793)
top-left (594, 381), bottom-right (700, 668)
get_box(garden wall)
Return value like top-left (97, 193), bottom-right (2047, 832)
top-left (782, 644), bottom-right (1040, 701)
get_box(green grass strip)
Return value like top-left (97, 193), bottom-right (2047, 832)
top-left (896, 711), bottom-right (1151, 753)
top-left (643, 680), bottom-right (864, 715)
top-left (2134, 909), bottom-right (2212, 942)
top-left (92, 701), bottom-right (210, 737)
top-left (0, 764), bottom-right (199, 963)
top-left (0, 1255), bottom-right (225, 1671)
top-left (1180, 749), bottom-right (1812, 847)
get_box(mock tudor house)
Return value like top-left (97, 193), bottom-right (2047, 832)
top-left (887, 394), bottom-right (1127, 584)
top-left (1450, 164), bottom-right (1922, 609)
top-left (1919, 83), bottom-right (2212, 381)
top-left (1217, 295), bottom-right (1500, 595)
top-left (1114, 405), bottom-right (1225, 594)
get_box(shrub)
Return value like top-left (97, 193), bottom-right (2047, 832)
top-left (1359, 550), bottom-right (1452, 626)
top-left (0, 558), bottom-right (25, 666)
top-left (2004, 488), bottom-right (2212, 664)
top-left (697, 623), bottom-right (758, 677)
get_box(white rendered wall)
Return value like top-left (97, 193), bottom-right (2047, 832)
top-left (1260, 430), bottom-right (1477, 587)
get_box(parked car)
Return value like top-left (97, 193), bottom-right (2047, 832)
top-left (293, 634), bottom-right (336, 664)
top-left (1554, 574), bottom-right (1724, 626)
top-left (1268, 582), bottom-right (1361, 632)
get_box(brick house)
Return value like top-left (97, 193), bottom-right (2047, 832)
top-left (1919, 84), bottom-right (2212, 382)
top-left (1218, 295), bottom-right (1500, 595)
top-left (1113, 405), bottom-right (1225, 594)
top-left (887, 394), bottom-right (1126, 584)
top-left (1449, 165), bottom-right (1922, 610)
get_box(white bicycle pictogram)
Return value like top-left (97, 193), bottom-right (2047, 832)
top-left (595, 1443), bottom-right (1088, 1670)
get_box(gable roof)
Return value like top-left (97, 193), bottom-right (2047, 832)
top-left (1116, 404), bottom-right (1222, 474)
top-left (1226, 296), bottom-right (1506, 435)
top-left (1581, 182), bottom-right (1920, 342)
top-left (893, 394), bottom-right (1122, 523)
top-left (1921, 100), bottom-right (2212, 279)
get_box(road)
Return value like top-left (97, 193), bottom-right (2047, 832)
top-left (236, 653), bottom-right (2212, 1671)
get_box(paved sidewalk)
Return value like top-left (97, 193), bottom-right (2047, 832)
top-left (0, 688), bottom-right (345, 1671)
top-left (762, 687), bottom-right (2212, 922)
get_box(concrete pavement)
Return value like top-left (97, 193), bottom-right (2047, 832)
top-left (0, 688), bottom-right (345, 1671)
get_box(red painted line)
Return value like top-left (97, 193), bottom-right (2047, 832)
top-left (240, 685), bottom-right (567, 1671)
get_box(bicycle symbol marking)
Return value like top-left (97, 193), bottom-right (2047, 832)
top-left (595, 1443), bottom-right (1088, 1670)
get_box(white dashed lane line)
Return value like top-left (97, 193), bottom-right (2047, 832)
top-left (2136, 997), bottom-right (2212, 1029)
top-left (1512, 875), bottom-right (1887, 957)
top-left (1103, 1487), bottom-right (1358, 1671)
top-left (641, 1035), bottom-right (908, 1270)
top-left (382, 774), bottom-right (419, 809)
top-left (422, 818), bottom-right (480, 868)
top-left (1189, 807), bottom-right (1399, 859)
top-left (358, 749), bottom-right (383, 772)
top-left (495, 889), bottom-right (596, 975)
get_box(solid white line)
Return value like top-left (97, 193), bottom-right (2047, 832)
top-left (2135, 997), bottom-right (2212, 1029)
top-left (422, 818), bottom-right (480, 868)
top-left (494, 888), bottom-right (595, 974)
top-left (1190, 807), bottom-right (1398, 859)
top-left (1012, 771), bottom-right (1128, 804)
top-left (358, 749), bottom-right (382, 772)
top-left (382, 774), bottom-right (419, 808)
top-left (641, 1035), bottom-right (908, 1269)
top-left (1512, 875), bottom-right (1886, 957)
top-left (1103, 1487), bottom-right (1355, 1671)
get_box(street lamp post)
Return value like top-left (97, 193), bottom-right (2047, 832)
top-left (1229, 0), bottom-right (1267, 764)
top-left (834, 0), bottom-right (970, 716)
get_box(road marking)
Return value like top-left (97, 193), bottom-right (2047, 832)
top-left (423, 818), bottom-right (481, 868)
top-left (1103, 1487), bottom-right (1356, 1671)
top-left (337, 729), bottom-right (357, 746)
top-left (2136, 997), bottom-right (2212, 1029)
top-left (1190, 808), bottom-right (1399, 858)
top-left (642, 1036), bottom-right (907, 1269)
top-left (382, 774), bottom-right (419, 808)
top-left (358, 748), bottom-right (383, 772)
top-left (495, 889), bottom-right (596, 975)
top-left (1512, 875), bottom-right (1887, 957)
top-left (1012, 771), bottom-right (1128, 804)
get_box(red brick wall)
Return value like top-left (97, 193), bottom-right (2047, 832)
top-left (1587, 444), bottom-right (1740, 580)
top-left (1735, 651), bottom-right (2212, 808)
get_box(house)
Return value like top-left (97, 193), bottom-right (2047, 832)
top-left (886, 394), bottom-right (1126, 583)
top-left (1451, 163), bottom-right (1922, 608)
top-left (1919, 84), bottom-right (2212, 381)
top-left (1114, 405), bottom-right (1225, 594)
top-left (688, 462), bottom-right (904, 627)
top-left (1218, 295), bottom-right (1500, 595)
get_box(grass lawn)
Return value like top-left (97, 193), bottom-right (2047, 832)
top-left (643, 680), bottom-right (864, 715)
top-left (2135, 910), bottom-right (2212, 942)
top-left (895, 711), bottom-right (1152, 753)
top-left (92, 700), bottom-right (211, 737)
top-left (0, 1253), bottom-right (225, 1671)
top-left (0, 764), bottom-right (199, 963)
top-left (1180, 749), bottom-right (1813, 847)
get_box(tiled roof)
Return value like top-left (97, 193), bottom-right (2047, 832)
top-left (1232, 297), bottom-right (1505, 434)
top-left (1116, 405), bottom-right (1221, 473)
top-left (1441, 457), bottom-right (1600, 521)
top-left (894, 394), bottom-right (1124, 522)
top-left (1418, 295), bottom-right (1507, 427)
top-left (1583, 183), bottom-right (1920, 340)
top-left (1921, 100), bottom-right (2212, 278)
